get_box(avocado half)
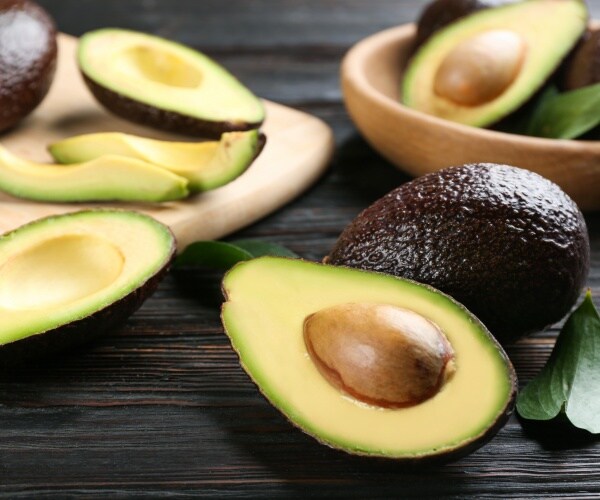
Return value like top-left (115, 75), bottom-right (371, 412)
top-left (49, 129), bottom-right (265, 192)
top-left (0, 210), bottom-right (175, 368)
top-left (403, 0), bottom-right (588, 127)
top-left (78, 29), bottom-right (265, 138)
top-left (327, 164), bottom-right (590, 342)
top-left (221, 257), bottom-right (516, 461)
top-left (0, 0), bottom-right (57, 133)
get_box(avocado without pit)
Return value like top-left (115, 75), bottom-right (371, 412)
top-left (327, 164), bottom-right (590, 342)
top-left (0, 210), bottom-right (175, 368)
top-left (0, 0), bottom-right (57, 133)
top-left (78, 29), bottom-right (265, 138)
top-left (49, 129), bottom-right (264, 192)
top-left (221, 257), bottom-right (516, 461)
top-left (403, 0), bottom-right (588, 128)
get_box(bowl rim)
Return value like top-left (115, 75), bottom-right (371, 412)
top-left (341, 23), bottom-right (600, 151)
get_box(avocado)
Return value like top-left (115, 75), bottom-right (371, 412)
top-left (0, 210), bottom-right (175, 368)
top-left (561, 27), bottom-right (600, 90)
top-left (0, 145), bottom-right (188, 202)
top-left (49, 129), bottom-right (264, 192)
top-left (327, 164), bottom-right (590, 342)
top-left (403, 0), bottom-right (588, 128)
top-left (0, 0), bottom-right (57, 133)
top-left (78, 28), bottom-right (265, 138)
top-left (221, 257), bottom-right (516, 461)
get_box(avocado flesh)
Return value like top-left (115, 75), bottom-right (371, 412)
top-left (222, 257), bottom-right (516, 460)
top-left (403, 0), bottom-right (588, 127)
top-left (78, 29), bottom-right (265, 138)
top-left (0, 146), bottom-right (188, 202)
top-left (0, 210), bottom-right (174, 365)
top-left (49, 130), bottom-right (262, 192)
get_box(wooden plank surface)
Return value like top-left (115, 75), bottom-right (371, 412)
top-left (1, 1), bottom-right (600, 497)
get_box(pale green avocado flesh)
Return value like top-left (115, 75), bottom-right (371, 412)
top-left (403, 0), bottom-right (588, 127)
top-left (0, 210), bottom-right (174, 348)
top-left (79, 28), bottom-right (265, 127)
top-left (49, 129), bottom-right (261, 192)
top-left (221, 257), bottom-right (516, 460)
top-left (0, 146), bottom-right (188, 202)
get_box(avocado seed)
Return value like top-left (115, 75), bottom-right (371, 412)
top-left (433, 30), bottom-right (526, 106)
top-left (303, 303), bottom-right (455, 408)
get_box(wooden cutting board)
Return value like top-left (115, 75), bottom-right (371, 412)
top-left (0, 34), bottom-right (334, 249)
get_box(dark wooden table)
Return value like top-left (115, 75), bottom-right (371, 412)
top-left (2, 1), bottom-right (600, 497)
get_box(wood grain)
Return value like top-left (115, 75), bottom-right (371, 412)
top-left (0, 35), bottom-right (334, 249)
top-left (0, 0), bottom-right (599, 497)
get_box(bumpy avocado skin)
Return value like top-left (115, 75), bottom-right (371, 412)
top-left (413, 0), bottom-right (516, 52)
top-left (82, 75), bottom-right (263, 139)
top-left (327, 164), bottom-right (590, 342)
top-left (0, 0), bottom-right (57, 133)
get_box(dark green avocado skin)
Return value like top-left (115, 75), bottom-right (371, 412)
top-left (0, 0), bottom-right (57, 133)
top-left (412, 0), bottom-right (516, 53)
top-left (82, 74), bottom-right (263, 139)
top-left (327, 164), bottom-right (590, 342)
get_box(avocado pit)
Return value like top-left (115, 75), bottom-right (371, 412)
top-left (433, 30), bottom-right (526, 106)
top-left (303, 303), bottom-right (456, 408)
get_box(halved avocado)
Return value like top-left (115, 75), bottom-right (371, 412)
top-left (78, 29), bottom-right (265, 138)
top-left (0, 210), bottom-right (175, 368)
top-left (221, 257), bottom-right (516, 461)
top-left (0, 146), bottom-right (188, 202)
top-left (403, 0), bottom-right (588, 127)
top-left (49, 130), bottom-right (264, 192)
top-left (0, 0), bottom-right (57, 133)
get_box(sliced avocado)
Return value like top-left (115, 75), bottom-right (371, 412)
top-left (0, 210), bottom-right (175, 367)
top-left (0, 146), bottom-right (188, 202)
top-left (78, 28), bottom-right (265, 138)
top-left (403, 0), bottom-right (588, 127)
top-left (221, 257), bottom-right (516, 461)
top-left (49, 130), bottom-right (264, 192)
top-left (327, 164), bottom-right (590, 342)
top-left (0, 0), bottom-right (57, 133)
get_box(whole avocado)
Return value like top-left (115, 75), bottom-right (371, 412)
top-left (0, 0), bottom-right (57, 133)
top-left (327, 164), bottom-right (590, 342)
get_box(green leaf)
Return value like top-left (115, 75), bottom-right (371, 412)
top-left (526, 84), bottom-right (600, 139)
top-left (175, 239), bottom-right (298, 270)
top-left (230, 239), bottom-right (299, 258)
top-left (516, 291), bottom-right (600, 433)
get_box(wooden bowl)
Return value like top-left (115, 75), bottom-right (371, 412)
top-left (341, 24), bottom-right (600, 211)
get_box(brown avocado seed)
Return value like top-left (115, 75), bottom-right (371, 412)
top-left (433, 30), bottom-right (526, 106)
top-left (303, 303), bottom-right (455, 408)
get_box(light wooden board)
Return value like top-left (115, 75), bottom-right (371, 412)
top-left (0, 34), bottom-right (334, 248)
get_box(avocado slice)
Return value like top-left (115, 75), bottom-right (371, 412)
top-left (221, 257), bottom-right (516, 461)
top-left (403, 0), bottom-right (588, 127)
top-left (0, 0), bottom-right (57, 133)
top-left (49, 130), bottom-right (264, 192)
top-left (0, 210), bottom-right (175, 367)
top-left (0, 146), bottom-right (188, 202)
top-left (327, 164), bottom-right (590, 342)
top-left (78, 29), bottom-right (265, 138)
